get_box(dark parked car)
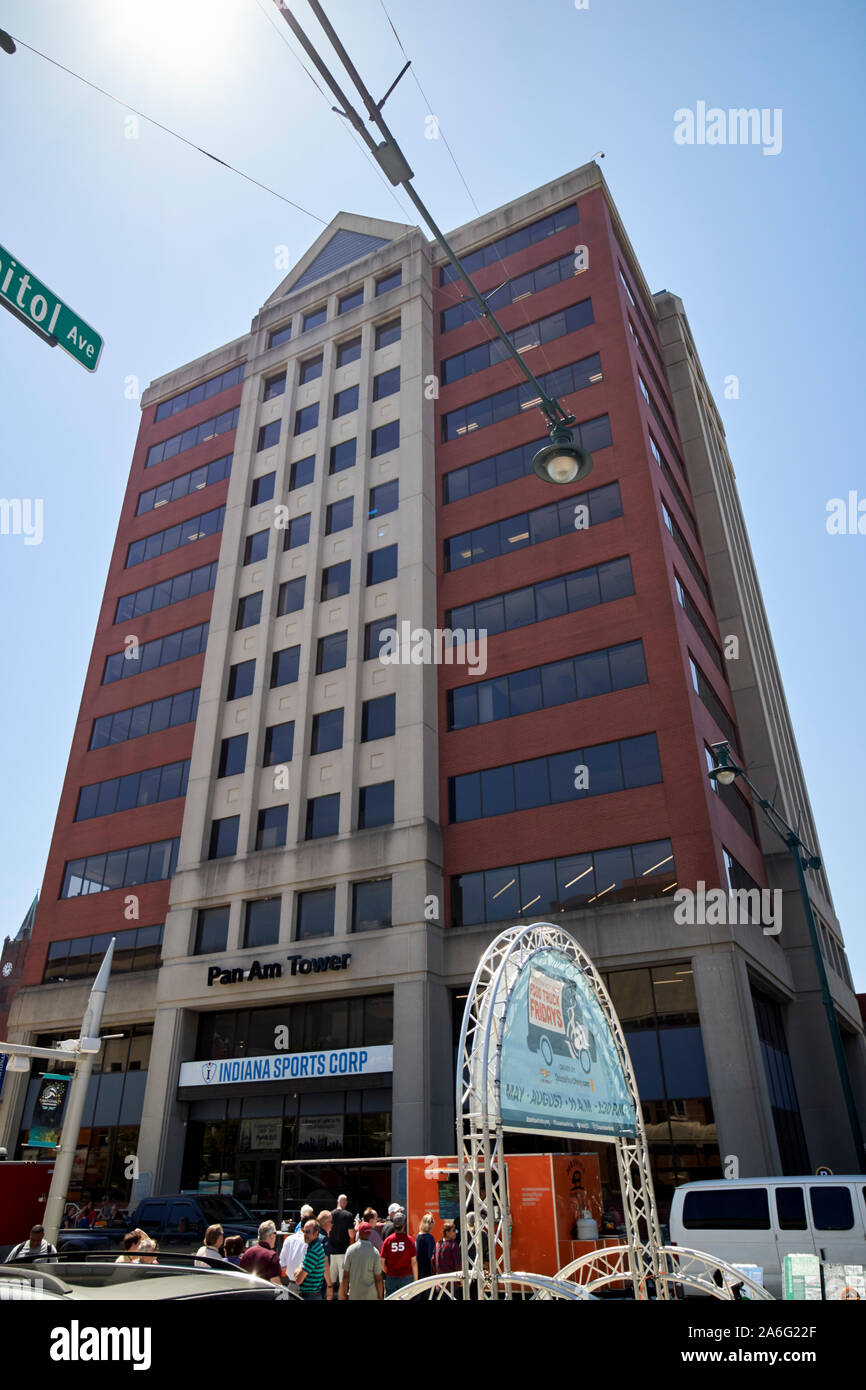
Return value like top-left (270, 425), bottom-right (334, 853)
top-left (58, 1192), bottom-right (260, 1254)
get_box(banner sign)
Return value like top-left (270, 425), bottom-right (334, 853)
top-left (28, 1072), bottom-right (70, 1148)
top-left (499, 948), bottom-right (636, 1140)
top-left (179, 1045), bottom-right (393, 1089)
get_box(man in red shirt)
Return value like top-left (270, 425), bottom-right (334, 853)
top-left (380, 1211), bottom-right (417, 1296)
top-left (239, 1220), bottom-right (282, 1286)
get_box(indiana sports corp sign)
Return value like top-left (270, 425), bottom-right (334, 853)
top-left (178, 1045), bottom-right (393, 1089)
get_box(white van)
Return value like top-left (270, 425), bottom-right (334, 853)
top-left (669, 1176), bottom-right (866, 1297)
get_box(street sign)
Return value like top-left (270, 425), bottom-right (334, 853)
top-left (0, 241), bottom-right (103, 371)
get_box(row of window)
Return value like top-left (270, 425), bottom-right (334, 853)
top-left (442, 414), bottom-right (611, 505)
top-left (451, 838), bottom-right (676, 927)
top-left (661, 500), bottom-right (710, 603)
top-left (649, 433), bottom-right (695, 530)
top-left (195, 878), bottom-right (393, 954)
top-left (628, 320), bottom-right (674, 422)
top-left (136, 454), bottom-right (232, 516)
top-left (126, 506), bottom-right (224, 569)
top-left (146, 407), bottom-right (239, 468)
top-left (440, 298), bottom-right (594, 385)
top-left (154, 365), bottom-right (245, 423)
top-left (639, 373), bottom-right (687, 483)
top-left (244, 479), bottom-right (398, 569)
top-left (267, 274), bottom-right (402, 349)
top-left (447, 639), bottom-right (647, 730)
top-left (707, 749), bottom-right (756, 840)
top-left (690, 656), bottom-right (740, 754)
top-left (61, 839), bottom-right (180, 898)
top-left (447, 554), bottom-right (634, 637)
top-left (115, 561), bottom-right (217, 624)
top-left (90, 688), bottom-right (200, 750)
top-left (235, 544), bottom-right (397, 632)
top-left (675, 574), bottom-right (722, 673)
top-left (75, 759), bottom-right (191, 822)
top-left (208, 780), bottom-right (395, 857)
top-left (217, 692), bottom-right (395, 779)
top-left (43, 925), bottom-right (164, 982)
top-left (618, 265), bottom-right (667, 380)
top-left (439, 203), bottom-right (579, 284)
top-left (225, 615), bottom-right (397, 702)
top-left (258, 412), bottom-right (400, 459)
top-left (440, 251), bottom-right (584, 333)
top-left (102, 622), bottom-right (209, 685)
top-left (442, 353), bottom-right (602, 442)
top-left (448, 732), bottom-right (662, 823)
top-left (443, 480), bottom-right (621, 572)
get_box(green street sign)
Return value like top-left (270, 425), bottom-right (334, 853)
top-left (0, 242), bottom-right (103, 371)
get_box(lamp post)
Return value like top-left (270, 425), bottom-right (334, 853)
top-left (707, 741), bottom-right (864, 1167)
top-left (0, 940), bottom-right (115, 1243)
top-left (274, 0), bottom-right (594, 487)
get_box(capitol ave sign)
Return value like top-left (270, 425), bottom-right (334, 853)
top-left (206, 951), bottom-right (352, 987)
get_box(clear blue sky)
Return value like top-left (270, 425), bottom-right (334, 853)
top-left (1, 0), bottom-right (864, 984)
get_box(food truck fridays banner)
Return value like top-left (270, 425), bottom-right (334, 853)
top-left (179, 1045), bottom-right (393, 1088)
top-left (499, 947), bottom-right (637, 1139)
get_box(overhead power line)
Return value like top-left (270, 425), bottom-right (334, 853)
top-left (7, 33), bottom-right (328, 225)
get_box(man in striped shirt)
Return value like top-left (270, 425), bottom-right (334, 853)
top-left (294, 1218), bottom-right (325, 1301)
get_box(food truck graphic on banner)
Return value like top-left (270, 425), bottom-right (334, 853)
top-left (526, 968), bottom-right (597, 1072)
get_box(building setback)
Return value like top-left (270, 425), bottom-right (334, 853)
top-left (2, 166), bottom-right (864, 1220)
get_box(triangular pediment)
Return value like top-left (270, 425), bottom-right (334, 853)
top-left (265, 212), bottom-right (415, 305)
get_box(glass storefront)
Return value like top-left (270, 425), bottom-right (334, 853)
top-left (179, 993), bottom-right (393, 1219)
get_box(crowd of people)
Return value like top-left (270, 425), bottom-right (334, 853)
top-left (195, 1196), bottom-right (462, 1300)
top-left (6, 1195), bottom-right (464, 1299)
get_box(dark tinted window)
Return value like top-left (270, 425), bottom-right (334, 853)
top-left (194, 906), bottom-right (229, 955)
top-left (243, 530), bottom-right (269, 565)
top-left (361, 694), bottom-right (395, 742)
top-left (297, 888), bottom-right (335, 939)
top-left (371, 420), bottom-right (399, 457)
top-left (321, 561), bottom-right (351, 601)
top-left (682, 1188), bottom-right (770, 1230)
top-left (810, 1186), bottom-right (854, 1231)
top-left (268, 323), bottom-right (292, 348)
top-left (375, 269), bottom-right (401, 295)
top-left (227, 660), bottom-right (255, 700)
top-left (330, 439), bottom-right (357, 474)
top-left (244, 897), bottom-right (281, 948)
top-left (255, 806), bottom-right (288, 851)
top-left (263, 721), bottom-right (294, 766)
top-left (369, 479), bottom-right (398, 518)
top-left (305, 795), bottom-right (340, 840)
top-left (290, 455), bottom-right (315, 490)
top-left (209, 816), bottom-right (239, 860)
top-left (373, 367), bottom-right (400, 401)
top-left (303, 306), bottom-right (327, 331)
top-left (316, 632), bottom-right (347, 674)
top-left (775, 1187), bottom-right (807, 1230)
top-left (257, 421), bottom-right (280, 452)
top-left (326, 497), bottom-right (354, 533)
top-left (270, 646), bottom-right (300, 688)
top-left (367, 545), bottom-right (398, 585)
top-left (365, 615), bottom-right (396, 661)
top-left (375, 318), bottom-right (401, 348)
top-left (311, 708), bottom-right (344, 754)
top-left (278, 577), bottom-right (305, 616)
top-left (338, 288), bottom-right (363, 315)
top-left (352, 879), bottom-right (392, 932)
top-left (337, 336), bottom-right (362, 366)
top-left (250, 472), bottom-right (275, 505)
top-left (218, 734), bottom-right (247, 778)
top-left (294, 403), bottom-right (319, 435)
top-left (359, 782), bottom-right (394, 829)
top-left (299, 355), bottom-right (323, 384)
top-left (263, 373), bottom-right (286, 400)
top-left (236, 592), bottom-right (262, 630)
top-left (285, 514), bottom-right (311, 550)
top-left (333, 385), bottom-right (359, 418)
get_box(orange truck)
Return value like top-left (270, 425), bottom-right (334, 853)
top-left (0, 1160), bottom-right (56, 1258)
top-left (405, 1152), bottom-right (622, 1279)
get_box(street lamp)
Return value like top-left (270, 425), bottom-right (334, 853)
top-left (275, 0), bottom-right (594, 487)
top-left (707, 740), bottom-right (865, 1166)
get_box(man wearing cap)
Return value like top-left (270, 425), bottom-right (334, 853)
top-left (380, 1211), bottom-right (417, 1297)
top-left (339, 1221), bottom-right (383, 1301)
top-left (380, 1202), bottom-right (401, 1242)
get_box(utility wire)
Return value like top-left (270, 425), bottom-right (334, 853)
top-left (251, 0), bottom-right (417, 227)
top-left (375, 0), bottom-right (564, 386)
top-left (8, 33), bottom-right (328, 225)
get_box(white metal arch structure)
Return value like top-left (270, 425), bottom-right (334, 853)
top-left (456, 922), bottom-right (669, 1300)
top-left (554, 1243), bottom-right (774, 1301)
top-left (385, 1271), bottom-right (594, 1300)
